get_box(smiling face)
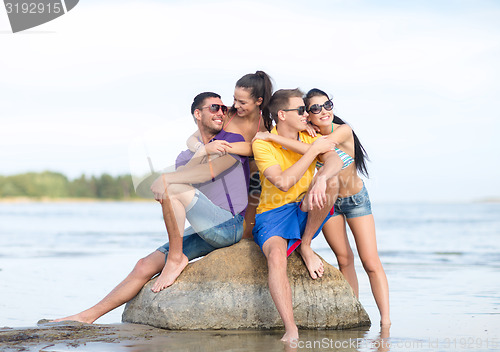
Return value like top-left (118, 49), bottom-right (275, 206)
top-left (195, 97), bottom-right (225, 136)
top-left (306, 94), bottom-right (333, 129)
top-left (233, 87), bottom-right (262, 118)
top-left (282, 96), bottom-right (309, 131)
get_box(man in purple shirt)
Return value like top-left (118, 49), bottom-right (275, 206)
top-left (54, 92), bottom-right (249, 324)
top-left (149, 92), bottom-right (249, 292)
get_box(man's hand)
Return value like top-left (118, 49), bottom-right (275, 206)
top-left (150, 175), bottom-right (169, 203)
top-left (311, 136), bottom-right (336, 155)
top-left (308, 175), bottom-right (327, 210)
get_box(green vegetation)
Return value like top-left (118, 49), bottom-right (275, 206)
top-left (0, 171), bottom-right (139, 200)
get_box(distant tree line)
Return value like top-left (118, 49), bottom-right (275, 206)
top-left (0, 171), bottom-right (139, 199)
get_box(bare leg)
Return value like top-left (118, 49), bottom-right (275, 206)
top-left (348, 215), bottom-right (391, 326)
top-left (152, 184), bottom-right (194, 292)
top-left (53, 251), bottom-right (166, 323)
top-left (262, 236), bottom-right (299, 342)
top-left (243, 168), bottom-right (261, 239)
top-left (298, 177), bottom-right (339, 279)
top-left (242, 191), bottom-right (259, 239)
top-left (322, 216), bottom-right (359, 297)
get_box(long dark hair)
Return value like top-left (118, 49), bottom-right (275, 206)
top-left (305, 88), bottom-right (370, 177)
top-left (231, 70), bottom-right (274, 131)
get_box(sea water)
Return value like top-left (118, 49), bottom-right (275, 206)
top-left (0, 201), bottom-right (499, 351)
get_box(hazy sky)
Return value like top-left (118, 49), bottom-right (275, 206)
top-left (1, 0), bottom-right (499, 202)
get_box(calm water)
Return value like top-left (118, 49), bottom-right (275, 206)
top-left (0, 201), bottom-right (499, 351)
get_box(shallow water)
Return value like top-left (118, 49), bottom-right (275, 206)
top-left (1, 201), bottom-right (499, 351)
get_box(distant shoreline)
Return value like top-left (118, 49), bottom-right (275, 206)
top-left (0, 197), bottom-right (153, 204)
top-left (478, 198), bottom-right (500, 203)
top-left (1, 196), bottom-right (498, 204)
top-left (469, 197), bottom-right (500, 203)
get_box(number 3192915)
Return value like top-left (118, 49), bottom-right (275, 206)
top-left (5, 2), bottom-right (62, 14)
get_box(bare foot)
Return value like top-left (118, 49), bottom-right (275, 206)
top-left (280, 326), bottom-right (299, 343)
top-left (297, 245), bottom-right (324, 279)
top-left (51, 312), bottom-right (94, 324)
top-left (151, 254), bottom-right (188, 292)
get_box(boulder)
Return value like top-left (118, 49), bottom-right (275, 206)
top-left (122, 239), bottom-right (371, 330)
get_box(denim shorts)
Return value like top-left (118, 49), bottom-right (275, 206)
top-left (332, 182), bottom-right (372, 219)
top-left (157, 189), bottom-right (244, 261)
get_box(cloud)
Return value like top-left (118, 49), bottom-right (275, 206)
top-left (1, 0), bottom-right (499, 200)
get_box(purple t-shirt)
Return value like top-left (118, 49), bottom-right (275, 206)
top-left (175, 130), bottom-right (250, 216)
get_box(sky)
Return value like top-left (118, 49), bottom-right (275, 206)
top-left (1, 0), bottom-right (499, 202)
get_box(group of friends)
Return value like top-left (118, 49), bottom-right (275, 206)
top-left (54, 71), bottom-right (390, 342)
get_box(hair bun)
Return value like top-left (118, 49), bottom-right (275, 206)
top-left (255, 70), bottom-right (265, 78)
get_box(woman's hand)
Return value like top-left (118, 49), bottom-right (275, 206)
top-left (304, 123), bottom-right (319, 137)
top-left (204, 140), bottom-right (232, 156)
top-left (252, 131), bottom-right (273, 143)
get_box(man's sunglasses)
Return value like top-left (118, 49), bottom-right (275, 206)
top-left (283, 106), bottom-right (307, 116)
top-left (200, 104), bottom-right (228, 114)
top-left (307, 100), bottom-right (334, 114)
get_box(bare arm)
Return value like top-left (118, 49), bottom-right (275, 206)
top-left (188, 132), bottom-right (252, 160)
top-left (306, 151), bottom-right (343, 210)
top-left (226, 141), bottom-right (253, 156)
top-left (328, 124), bottom-right (352, 144)
top-left (257, 138), bottom-right (334, 192)
top-left (194, 141), bottom-right (252, 158)
top-left (253, 124), bottom-right (352, 155)
top-left (167, 154), bottom-right (237, 183)
top-left (183, 130), bottom-right (207, 169)
top-left (186, 130), bottom-right (202, 152)
top-left (151, 154), bottom-right (238, 200)
top-left (326, 124), bottom-right (352, 145)
top-left (179, 146), bottom-right (209, 170)
top-left (178, 140), bottom-right (234, 170)
top-left (253, 132), bottom-right (311, 155)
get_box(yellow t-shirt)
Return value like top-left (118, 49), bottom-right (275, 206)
top-left (252, 127), bottom-right (319, 214)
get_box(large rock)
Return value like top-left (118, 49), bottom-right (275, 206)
top-left (122, 239), bottom-right (371, 330)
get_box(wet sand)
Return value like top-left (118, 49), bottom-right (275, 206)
top-left (0, 321), bottom-right (373, 352)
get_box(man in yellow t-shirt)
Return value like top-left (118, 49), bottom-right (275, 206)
top-left (251, 89), bottom-right (342, 343)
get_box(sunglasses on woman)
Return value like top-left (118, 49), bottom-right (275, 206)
top-left (307, 100), bottom-right (334, 114)
top-left (200, 104), bottom-right (228, 114)
top-left (283, 106), bottom-right (307, 116)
